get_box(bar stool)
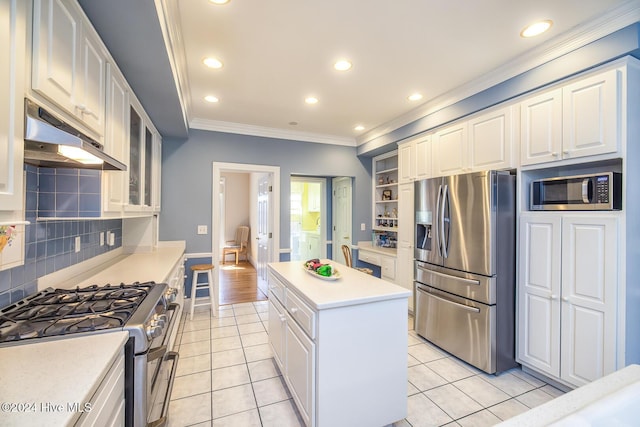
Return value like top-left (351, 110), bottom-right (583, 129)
top-left (189, 263), bottom-right (217, 320)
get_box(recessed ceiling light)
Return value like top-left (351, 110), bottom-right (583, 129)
top-left (408, 93), bottom-right (423, 101)
top-left (209, 0), bottom-right (230, 4)
top-left (334, 60), bottom-right (352, 71)
top-left (354, 125), bottom-right (365, 131)
top-left (205, 95), bottom-right (219, 103)
top-left (520, 20), bottom-right (553, 38)
top-left (305, 97), bottom-right (318, 105)
top-left (203, 57), bottom-right (223, 69)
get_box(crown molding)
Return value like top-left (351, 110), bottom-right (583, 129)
top-left (357, 0), bottom-right (640, 145)
top-left (189, 118), bottom-right (357, 147)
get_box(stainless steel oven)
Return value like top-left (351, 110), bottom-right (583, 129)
top-left (0, 282), bottom-right (180, 427)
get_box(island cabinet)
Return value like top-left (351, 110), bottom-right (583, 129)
top-left (267, 261), bottom-right (410, 427)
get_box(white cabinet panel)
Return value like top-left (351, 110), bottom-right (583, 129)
top-left (468, 105), bottom-right (515, 171)
top-left (560, 216), bottom-right (618, 386)
top-left (520, 88), bottom-right (563, 166)
top-left (397, 183), bottom-right (414, 311)
top-left (562, 69), bottom-right (619, 160)
top-left (415, 135), bottom-right (431, 180)
top-left (433, 123), bottom-right (467, 176)
top-left (518, 215), bottom-right (561, 377)
top-left (32, 0), bottom-right (106, 137)
top-left (0, 0), bottom-right (25, 212)
top-left (268, 296), bottom-right (286, 370)
top-left (398, 142), bottom-right (413, 184)
top-left (518, 213), bottom-right (619, 388)
top-left (285, 314), bottom-right (315, 427)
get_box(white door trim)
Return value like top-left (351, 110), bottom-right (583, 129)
top-left (212, 162), bottom-right (280, 272)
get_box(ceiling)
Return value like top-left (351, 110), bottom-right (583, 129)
top-left (80, 0), bottom-right (639, 146)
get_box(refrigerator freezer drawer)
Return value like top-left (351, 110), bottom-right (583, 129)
top-left (415, 261), bottom-right (495, 305)
top-left (415, 284), bottom-right (496, 373)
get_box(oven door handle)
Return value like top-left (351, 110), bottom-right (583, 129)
top-left (147, 345), bottom-right (167, 363)
top-left (147, 351), bottom-right (179, 427)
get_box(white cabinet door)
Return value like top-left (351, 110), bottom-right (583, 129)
top-left (520, 88), bottom-right (563, 166)
top-left (398, 142), bottom-right (414, 184)
top-left (103, 63), bottom-right (128, 213)
top-left (380, 256), bottom-right (396, 281)
top-left (433, 122), bottom-right (467, 176)
top-left (153, 133), bottom-right (162, 212)
top-left (560, 216), bottom-right (618, 387)
top-left (517, 214), bottom-right (562, 377)
top-left (285, 315), bottom-right (315, 427)
top-left (397, 183), bottom-right (414, 311)
top-left (268, 297), bottom-right (286, 370)
top-left (468, 105), bottom-right (515, 171)
top-left (0, 0), bottom-right (25, 212)
top-left (414, 135), bottom-right (431, 180)
top-left (32, 0), bottom-right (106, 137)
top-left (562, 69), bottom-right (619, 160)
top-left (32, 0), bottom-right (81, 117)
top-left (77, 26), bottom-right (106, 135)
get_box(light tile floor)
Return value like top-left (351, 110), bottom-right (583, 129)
top-left (168, 302), bottom-right (564, 427)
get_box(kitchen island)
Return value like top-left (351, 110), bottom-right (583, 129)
top-left (267, 261), bottom-right (410, 427)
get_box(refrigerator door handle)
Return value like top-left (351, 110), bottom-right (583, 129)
top-left (435, 184), bottom-right (443, 257)
top-left (416, 286), bottom-right (480, 313)
top-left (441, 184), bottom-right (449, 258)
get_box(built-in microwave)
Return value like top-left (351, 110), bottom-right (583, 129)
top-left (530, 172), bottom-right (622, 211)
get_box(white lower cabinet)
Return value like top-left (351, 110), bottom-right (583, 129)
top-left (518, 213), bottom-right (618, 387)
top-left (285, 312), bottom-right (315, 425)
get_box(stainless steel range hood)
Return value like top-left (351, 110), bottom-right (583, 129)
top-left (23, 99), bottom-right (127, 171)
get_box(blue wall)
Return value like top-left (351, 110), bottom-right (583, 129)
top-left (0, 165), bottom-right (123, 310)
top-left (159, 130), bottom-right (372, 257)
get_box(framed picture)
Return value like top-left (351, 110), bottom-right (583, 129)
top-left (382, 190), bottom-right (392, 200)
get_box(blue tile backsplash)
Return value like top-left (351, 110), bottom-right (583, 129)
top-left (0, 165), bottom-right (122, 310)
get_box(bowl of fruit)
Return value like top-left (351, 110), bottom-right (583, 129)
top-left (303, 259), bottom-right (341, 281)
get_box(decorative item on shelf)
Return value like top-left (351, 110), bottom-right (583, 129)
top-left (378, 177), bottom-right (385, 185)
top-left (391, 208), bottom-right (397, 218)
top-left (0, 225), bottom-right (16, 253)
top-left (382, 189), bottom-right (392, 200)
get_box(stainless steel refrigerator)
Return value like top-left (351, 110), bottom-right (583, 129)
top-left (414, 170), bottom-right (516, 374)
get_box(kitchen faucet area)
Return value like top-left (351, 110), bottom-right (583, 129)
top-left (1, 0), bottom-right (640, 426)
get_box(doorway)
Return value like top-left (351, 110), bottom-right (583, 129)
top-left (212, 162), bottom-right (280, 303)
top-left (290, 177), bottom-right (325, 261)
top-left (332, 177), bottom-right (353, 264)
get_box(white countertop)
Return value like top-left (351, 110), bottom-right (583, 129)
top-left (357, 241), bottom-right (397, 257)
top-left (268, 260), bottom-right (410, 310)
top-left (498, 364), bottom-right (640, 426)
top-left (0, 331), bottom-right (128, 427)
top-left (39, 242), bottom-right (186, 290)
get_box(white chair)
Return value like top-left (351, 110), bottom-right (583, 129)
top-left (223, 226), bottom-right (249, 264)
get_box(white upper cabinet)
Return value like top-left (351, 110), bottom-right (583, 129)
top-left (433, 104), bottom-right (516, 177)
top-left (399, 134), bottom-right (432, 184)
top-left (433, 122), bottom-right (467, 176)
top-left (468, 105), bottom-right (516, 171)
top-left (520, 88), bottom-right (563, 166)
top-left (562, 69), bottom-right (619, 160)
top-left (520, 68), bottom-right (619, 167)
top-left (0, 0), bottom-right (26, 213)
top-left (32, 0), bottom-right (106, 138)
top-left (102, 63), bottom-right (129, 214)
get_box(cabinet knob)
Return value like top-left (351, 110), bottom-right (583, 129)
top-left (279, 315), bottom-right (286, 323)
top-left (550, 294), bottom-right (558, 300)
top-left (552, 152), bottom-right (559, 157)
top-left (563, 149), bottom-right (570, 155)
top-left (562, 297), bottom-right (569, 302)
top-left (77, 104), bottom-right (87, 111)
top-left (290, 307), bottom-right (299, 314)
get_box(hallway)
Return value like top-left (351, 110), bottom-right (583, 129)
top-left (219, 261), bottom-right (267, 305)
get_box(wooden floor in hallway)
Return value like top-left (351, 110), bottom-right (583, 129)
top-left (218, 261), bottom-right (267, 305)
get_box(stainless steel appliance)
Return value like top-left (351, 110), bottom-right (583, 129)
top-left (23, 98), bottom-right (127, 171)
top-left (0, 282), bottom-right (179, 427)
top-left (414, 170), bottom-right (516, 374)
top-left (530, 172), bottom-right (622, 211)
